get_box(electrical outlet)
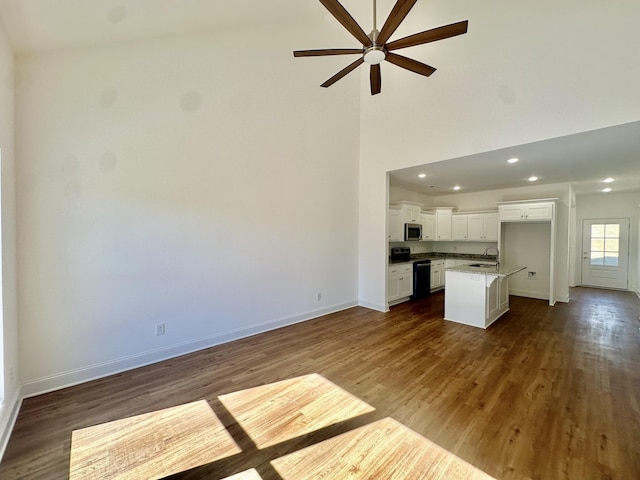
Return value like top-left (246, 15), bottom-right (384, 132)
top-left (155, 323), bottom-right (166, 336)
top-left (528, 271), bottom-right (537, 280)
top-left (316, 292), bottom-right (322, 302)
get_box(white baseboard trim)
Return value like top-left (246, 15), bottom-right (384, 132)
top-left (21, 300), bottom-right (357, 399)
top-left (357, 299), bottom-right (387, 312)
top-left (0, 387), bottom-right (23, 462)
top-left (509, 289), bottom-right (549, 301)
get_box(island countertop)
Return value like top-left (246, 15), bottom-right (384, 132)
top-left (445, 264), bottom-right (527, 277)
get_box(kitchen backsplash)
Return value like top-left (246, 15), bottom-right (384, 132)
top-left (390, 241), bottom-right (497, 255)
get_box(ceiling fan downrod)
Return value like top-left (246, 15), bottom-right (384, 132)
top-left (365, 0), bottom-right (385, 64)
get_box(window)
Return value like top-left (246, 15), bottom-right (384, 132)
top-left (590, 223), bottom-right (620, 267)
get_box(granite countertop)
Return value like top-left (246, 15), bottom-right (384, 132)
top-left (445, 264), bottom-right (527, 277)
top-left (389, 253), bottom-right (498, 265)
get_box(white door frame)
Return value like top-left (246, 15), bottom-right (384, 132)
top-left (580, 218), bottom-right (630, 290)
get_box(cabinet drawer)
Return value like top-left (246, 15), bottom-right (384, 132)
top-left (388, 263), bottom-right (413, 275)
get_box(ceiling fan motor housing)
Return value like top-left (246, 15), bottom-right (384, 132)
top-left (364, 45), bottom-right (386, 65)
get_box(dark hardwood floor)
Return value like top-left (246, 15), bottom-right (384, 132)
top-left (2, 287), bottom-right (639, 479)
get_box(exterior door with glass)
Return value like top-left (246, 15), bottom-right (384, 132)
top-left (581, 219), bottom-right (629, 289)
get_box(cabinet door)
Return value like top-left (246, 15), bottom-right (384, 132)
top-left (421, 213), bottom-right (435, 240)
top-left (452, 215), bottom-right (468, 240)
top-left (431, 261), bottom-right (445, 288)
top-left (498, 205), bottom-right (525, 221)
top-left (398, 273), bottom-right (413, 298)
top-left (436, 263), bottom-right (445, 287)
top-left (402, 205), bottom-right (421, 224)
top-left (387, 274), bottom-right (400, 301)
top-left (467, 214), bottom-right (485, 241)
top-left (388, 208), bottom-right (403, 242)
top-left (524, 203), bottom-right (553, 221)
top-left (436, 211), bottom-right (452, 240)
top-left (499, 203), bottom-right (553, 222)
top-left (483, 213), bottom-right (499, 241)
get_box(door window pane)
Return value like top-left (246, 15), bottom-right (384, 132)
top-left (588, 222), bottom-right (621, 268)
top-left (591, 238), bottom-right (604, 251)
top-left (605, 224), bottom-right (620, 238)
top-left (604, 253), bottom-right (619, 266)
top-left (605, 238), bottom-right (619, 251)
top-left (591, 224), bottom-right (605, 237)
top-left (590, 252), bottom-right (604, 266)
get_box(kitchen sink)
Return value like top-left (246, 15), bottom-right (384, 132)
top-left (467, 263), bottom-right (497, 268)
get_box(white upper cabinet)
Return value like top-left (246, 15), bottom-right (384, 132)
top-left (467, 212), bottom-right (499, 241)
top-left (435, 208), bottom-right (454, 241)
top-left (484, 213), bottom-right (499, 241)
top-left (452, 215), bottom-right (468, 240)
top-left (421, 212), bottom-right (435, 240)
top-left (402, 204), bottom-right (422, 224)
top-left (498, 202), bottom-right (554, 222)
top-left (388, 207), bottom-right (403, 242)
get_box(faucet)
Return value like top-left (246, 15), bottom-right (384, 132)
top-left (484, 246), bottom-right (500, 270)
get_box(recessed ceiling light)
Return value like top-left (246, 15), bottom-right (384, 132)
top-left (603, 177), bottom-right (614, 183)
top-left (507, 157), bottom-right (519, 164)
top-left (528, 176), bottom-right (538, 182)
top-left (418, 173), bottom-right (426, 178)
top-left (453, 185), bottom-right (461, 191)
top-left (602, 187), bottom-right (612, 193)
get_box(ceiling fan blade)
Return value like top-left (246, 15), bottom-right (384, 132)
top-left (319, 0), bottom-right (372, 47)
top-left (385, 52), bottom-right (436, 77)
top-left (376, 0), bottom-right (418, 45)
top-left (370, 64), bottom-right (381, 95)
top-left (321, 58), bottom-right (365, 88)
top-left (386, 20), bottom-right (469, 51)
top-left (294, 48), bottom-right (364, 57)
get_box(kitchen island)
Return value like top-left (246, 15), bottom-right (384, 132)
top-left (444, 264), bottom-right (526, 329)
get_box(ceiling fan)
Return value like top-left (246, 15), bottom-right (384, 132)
top-left (293, 0), bottom-right (468, 95)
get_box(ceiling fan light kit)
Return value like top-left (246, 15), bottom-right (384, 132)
top-left (294, 0), bottom-right (468, 95)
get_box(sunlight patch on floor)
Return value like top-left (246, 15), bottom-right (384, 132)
top-left (69, 400), bottom-right (240, 479)
top-left (272, 417), bottom-right (495, 479)
top-left (218, 373), bottom-right (375, 449)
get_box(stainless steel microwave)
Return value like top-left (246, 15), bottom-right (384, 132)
top-left (404, 223), bottom-right (422, 241)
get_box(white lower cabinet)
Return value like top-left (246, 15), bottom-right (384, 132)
top-left (388, 263), bottom-right (413, 304)
top-left (445, 271), bottom-right (511, 329)
top-left (430, 260), bottom-right (445, 290)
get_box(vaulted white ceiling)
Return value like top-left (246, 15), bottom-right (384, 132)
top-left (0, 0), bottom-right (324, 54)
top-left (1, 0), bottom-right (638, 196)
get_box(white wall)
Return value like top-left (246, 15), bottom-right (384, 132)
top-left (575, 191), bottom-right (640, 292)
top-left (16, 22), bottom-right (361, 395)
top-left (389, 185), bottom-right (434, 208)
top-left (0, 16), bottom-right (20, 457)
top-left (502, 222), bottom-right (551, 300)
top-left (359, 0), bottom-right (640, 309)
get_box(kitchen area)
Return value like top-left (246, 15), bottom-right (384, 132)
top-left (387, 199), bottom-right (557, 328)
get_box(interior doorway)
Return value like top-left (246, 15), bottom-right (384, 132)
top-left (581, 218), bottom-right (629, 289)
